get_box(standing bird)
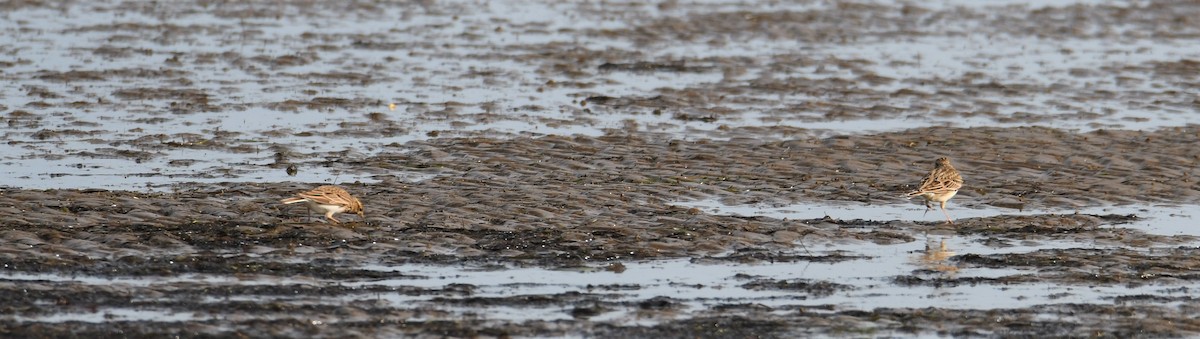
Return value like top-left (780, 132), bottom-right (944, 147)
top-left (906, 157), bottom-right (964, 224)
top-left (280, 185), bottom-right (365, 224)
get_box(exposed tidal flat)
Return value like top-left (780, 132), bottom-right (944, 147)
top-left (2, 0), bottom-right (1200, 337)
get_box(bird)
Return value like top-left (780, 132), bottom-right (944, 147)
top-left (906, 157), bottom-right (964, 224)
top-left (280, 185), bottom-right (365, 224)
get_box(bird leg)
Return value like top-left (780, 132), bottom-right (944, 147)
top-left (923, 200), bottom-right (933, 217)
top-left (325, 212), bottom-right (341, 224)
top-left (940, 201), bottom-right (953, 225)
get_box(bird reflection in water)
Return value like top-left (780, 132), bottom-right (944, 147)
top-left (915, 238), bottom-right (958, 274)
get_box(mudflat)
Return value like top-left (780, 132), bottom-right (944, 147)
top-left (5, 126), bottom-right (1200, 337)
top-left (2, 0), bottom-right (1200, 338)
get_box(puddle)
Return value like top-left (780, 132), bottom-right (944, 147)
top-left (9, 309), bottom-right (199, 323)
top-left (674, 198), bottom-right (1200, 237)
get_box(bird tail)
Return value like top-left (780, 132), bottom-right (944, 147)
top-left (280, 197), bottom-right (307, 204)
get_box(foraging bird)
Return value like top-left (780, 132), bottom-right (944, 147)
top-left (906, 157), bottom-right (964, 224)
top-left (280, 185), bottom-right (365, 224)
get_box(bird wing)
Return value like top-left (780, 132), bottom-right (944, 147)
top-left (295, 186), bottom-right (354, 206)
top-left (907, 168), bottom-right (963, 196)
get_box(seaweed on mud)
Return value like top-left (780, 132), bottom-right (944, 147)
top-left (111, 88), bottom-right (211, 104)
top-left (694, 248), bottom-right (868, 264)
top-left (570, 303), bottom-right (611, 319)
top-left (597, 61), bottom-right (716, 73)
top-left (266, 97), bottom-right (383, 111)
top-left (0, 283), bottom-right (445, 319)
top-left (30, 129), bottom-right (100, 140)
top-left (26, 253), bottom-right (419, 279)
top-left (637, 296), bottom-right (679, 310)
top-left (740, 278), bottom-right (854, 297)
top-left (955, 214), bottom-right (1132, 235)
top-left (430, 291), bottom-right (606, 309)
top-left (1110, 294), bottom-right (1197, 303)
top-left (890, 274), bottom-right (1036, 288)
top-left (953, 247), bottom-right (1200, 285)
top-left (953, 251), bottom-right (1081, 268)
top-left (591, 316), bottom-right (788, 339)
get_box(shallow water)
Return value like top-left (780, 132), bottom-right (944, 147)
top-left (7, 231), bottom-right (1197, 325)
top-left (675, 198), bottom-right (1200, 237)
top-left (4, 0), bottom-right (1200, 337)
top-left (3, 0), bottom-right (1199, 190)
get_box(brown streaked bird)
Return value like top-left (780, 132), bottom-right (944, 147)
top-left (280, 185), bottom-right (364, 224)
top-left (906, 157), bottom-right (964, 224)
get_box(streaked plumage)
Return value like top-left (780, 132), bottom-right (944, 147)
top-left (906, 157), bottom-right (963, 224)
top-left (280, 185), bottom-right (364, 224)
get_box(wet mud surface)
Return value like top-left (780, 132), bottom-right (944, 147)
top-left (5, 129), bottom-right (1200, 337)
top-left (3, 0), bottom-right (1200, 338)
